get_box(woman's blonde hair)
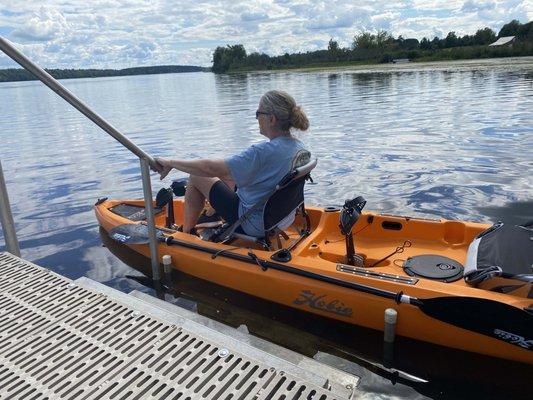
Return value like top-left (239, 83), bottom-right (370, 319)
top-left (260, 90), bottom-right (309, 132)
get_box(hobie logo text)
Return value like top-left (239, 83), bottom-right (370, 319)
top-left (293, 290), bottom-right (352, 317)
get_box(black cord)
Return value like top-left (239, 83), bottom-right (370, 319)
top-left (327, 221), bottom-right (372, 244)
top-left (248, 251), bottom-right (268, 271)
top-left (212, 245), bottom-right (245, 259)
top-left (369, 240), bottom-right (412, 268)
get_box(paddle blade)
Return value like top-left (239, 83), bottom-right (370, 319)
top-left (419, 296), bottom-right (533, 351)
top-left (109, 224), bottom-right (166, 245)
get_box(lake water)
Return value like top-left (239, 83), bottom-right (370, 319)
top-left (1, 57), bottom-right (532, 399)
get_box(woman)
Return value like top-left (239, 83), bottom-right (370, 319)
top-left (155, 90), bottom-right (310, 236)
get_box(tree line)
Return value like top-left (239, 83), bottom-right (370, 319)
top-left (0, 65), bottom-right (207, 83)
top-left (212, 19), bottom-right (533, 73)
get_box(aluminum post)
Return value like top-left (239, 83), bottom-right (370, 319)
top-left (140, 158), bottom-right (161, 281)
top-left (0, 160), bottom-right (21, 257)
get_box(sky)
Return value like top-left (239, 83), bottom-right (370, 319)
top-left (0, 0), bottom-right (531, 69)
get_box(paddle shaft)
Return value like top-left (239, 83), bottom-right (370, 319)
top-left (0, 37), bottom-right (160, 171)
top-left (160, 235), bottom-right (421, 305)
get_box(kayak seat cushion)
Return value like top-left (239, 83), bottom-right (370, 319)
top-left (464, 221), bottom-right (533, 297)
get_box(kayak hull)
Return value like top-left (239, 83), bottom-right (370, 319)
top-left (95, 199), bottom-right (533, 364)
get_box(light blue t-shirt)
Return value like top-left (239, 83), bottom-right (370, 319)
top-left (225, 136), bottom-right (308, 236)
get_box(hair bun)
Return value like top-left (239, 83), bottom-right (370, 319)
top-left (290, 105), bottom-right (310, 131)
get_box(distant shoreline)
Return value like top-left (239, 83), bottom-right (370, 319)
top-left (225, 52), bottom-right (533, 74)
top-left (0, 65), bottom-right (210, 83)
top-left (213, 21), bottom-right (532, 74)
top-left (228, 55), bottom-right (533, 74)
top-left (2, 55), bottom-right (531, 84)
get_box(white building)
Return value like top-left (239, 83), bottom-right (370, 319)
top-left (489, 36), bottom-right (516, 47)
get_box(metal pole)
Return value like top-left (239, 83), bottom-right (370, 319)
top-left (0, 160), bottom-right (21, 257)
top-left (140, 158), bottom-right (161, 281)
top-left (0, 37), bottom-right (160, 172)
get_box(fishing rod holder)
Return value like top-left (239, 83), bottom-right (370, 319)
top-left (339, 196), bottom-right (366, 266)
top-left (155, 178), bottom-right (187, 230)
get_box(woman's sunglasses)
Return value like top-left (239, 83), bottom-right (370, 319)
top-left (255, 111), bottom-right (270, 119)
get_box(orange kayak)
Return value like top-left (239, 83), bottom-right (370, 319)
top-left (95, 198), bottom-right (533, 364)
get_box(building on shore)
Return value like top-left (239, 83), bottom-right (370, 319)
top-left (489, 36), bottom-right (516, 47)
top-left (392, 58), bottom-right (411, 63)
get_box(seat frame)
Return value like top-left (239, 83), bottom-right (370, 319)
top-left (231, 204), bottom-right (311, 251)
top-left (216, 157), bottom-right (317, 252)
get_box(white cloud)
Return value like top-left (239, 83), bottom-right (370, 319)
top-left (241, 12), bottom-right (269, 22)
top-left (461, 0), bottom-right (496, 12)
top-left (0, 0), bottom-right (530, 68)
top-left (11, 6), bottom-right (70, 42)
top-left (371, 11), bottom-right (401, 31)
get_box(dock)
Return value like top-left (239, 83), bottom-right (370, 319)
top-left (0, 252), bottom-right (359, 399)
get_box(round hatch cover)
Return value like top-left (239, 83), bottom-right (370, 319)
top-left (403, 255), bottom-right (464, 282)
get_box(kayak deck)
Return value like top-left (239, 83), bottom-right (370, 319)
top-left (103, 198), bottom-right (502, 294)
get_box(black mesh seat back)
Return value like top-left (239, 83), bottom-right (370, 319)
top-left (262, 157), bottom-right (317, 232)
top-left (263, 177), bottom-right (306, 231)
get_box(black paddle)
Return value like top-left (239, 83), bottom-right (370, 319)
top-left (108, 223), bottom-right (533, 351)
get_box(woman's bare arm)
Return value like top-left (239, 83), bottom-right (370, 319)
top-left (155, 157), bottom-right (233, 181)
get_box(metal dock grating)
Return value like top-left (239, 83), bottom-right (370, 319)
top-left (0, 252), bottom-right (356, 399)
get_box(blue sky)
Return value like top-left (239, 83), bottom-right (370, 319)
top-left (0, 0), bottom-right (531, 68)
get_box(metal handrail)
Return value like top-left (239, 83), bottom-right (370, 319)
top-left (0, 160), bottom-right (20, 257)
top-left (0, 37), bottom-right (162, 281)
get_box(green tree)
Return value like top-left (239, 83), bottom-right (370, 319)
top-left (444, 32), bottom-right (459, 47)
top-left (474, 27), bottom-right (496, 45)
top-left (376, 30), bottom-right (393, 48)
top-left (328, 38), bottom-right (339, 52)
top-left (460, 34), bottom-right (475, 46)
top-left (212, 46), bottom-right (229, 73)
top-left (420, 37), bottom-right (432, 50)
top-left (327, 38), bottom-right (341, 61)
top-left (352, 32), bottom-right (376, 49)
top-left (498, 19), bottom-right (521, 37)
top-left (230, 44), bottom-right (247, 61)
top-left (431, 36), bottom-right (443, 49)
top-left (212, 44), bottom-right (247, 73)
top-left (519, 21), bottom-right (533, 40)
top-left (402, 38), bottom-right (420, 49)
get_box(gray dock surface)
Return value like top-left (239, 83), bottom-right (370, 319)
top-left (0, 252), bottom-right (359, 399)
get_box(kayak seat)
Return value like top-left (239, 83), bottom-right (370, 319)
top-left (217, 153), bottom-right (317, 251)
top-left (464, 221), bottom-right (533, 298)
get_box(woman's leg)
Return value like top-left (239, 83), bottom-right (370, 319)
top-left (183, 175), bottom-right (219, 233)
top-left (203, 178), bottom-right (236, 217)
